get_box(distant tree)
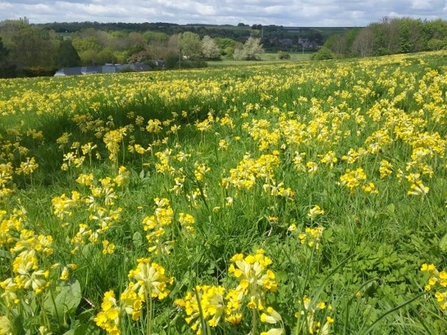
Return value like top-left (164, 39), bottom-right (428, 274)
top-left (215, 37), bottom-right (238, 54)
top-left (401, 18), bottom-right (425, 52)
top-left (126, 43), bottom-right (145, 60)
top-left (233, 37), bottom-right (264, 60)
top-left (165, 52), bottom-right (180, 69)
top-left (427, 38), bottom-right (446, 50)
top-left (74, 28), bottom-right (108, 46)
top-left (324, 34), bottom-right (346, 56)
top-left (380, 17), bottom-right (400, 54)
top-left (72, 36), bottom-right (101, 53)
top-left (127, 50), bottom-right (150, 63)
top-left (0, 37), bottom-right (9, 63)
top-left (143, 31), bottom-right (169, 44)
top-left (0, 37), bottom-right (15, 78)
top-left (201, 35), bottom-right (220, 60)
top-left (8, 24), bottom-right (55, 68)
top-left (110, 31), bottom-right (124, 38)
top-left (98, 48), bottom-right (118, 64)
top-left (168, 34), bottom-right (180, 51)
top-left (128, 32), bottom-right (146, 47)
top-left (56, 39), bottom-right (81, 67)
top-left (79, 49), bottom-right (100, 65)
top-left (344, 28), bottom-right (361, 57)
top-left (179, 32), bottom-right (202, 58)
top-left (277, 51), bottom-right (290, 59)
top-left (311, 47), bottom-right (334, 60)
top-left (423, 19), bottom-right (447, 41)
top-left (224, 46), bottom-right (235, 59)
top-left (351, 27), bottom-right (374, 57)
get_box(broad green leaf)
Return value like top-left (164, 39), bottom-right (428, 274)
top-left (439, 233), bottom-right (447, 252)
top-left (45, 280), bottom-right (82, 320)
top-left (133, 231), bottom-right (143, 248)
top-left (386, 203), bottom-right (395, 215)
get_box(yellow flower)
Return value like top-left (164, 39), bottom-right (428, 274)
top-left (102, 240), bottom-right (116, 255)
top-left (228, 249), bottom-right (277, 310)
top-left (128, 258), bottom-right (173, 300)
top-left (260, 329), bottom-right (285, 335)
top-left (0, 315), bottom-right (12, 335)
top-left (308, 205), bottom-right (324, 220)
top-left (421, 263), bottom-right (436, 273)
top-left (94, 290), bottom-right (121, 334)
top-left (260, 306), bottom-right (282, 324)
top-left (177, 285), bottom-right (226, 334)
top-left (407, 181), bottom-right (429, 196)
top-left (379, 159), bottom-right (393, 179)
top-left (120, 282), bottom-right (144, 321)
top-left (339, 167), bottom-right (367, 192)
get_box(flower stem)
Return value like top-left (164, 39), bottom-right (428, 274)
top-left (251, 309), bottom-right (257, 335)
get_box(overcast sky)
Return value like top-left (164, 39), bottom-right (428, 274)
top-left (1, 0), bottom-right (446, 27)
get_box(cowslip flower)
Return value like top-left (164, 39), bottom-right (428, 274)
top-left (228, 249), bottom-right (277, 310)
top-left (307, 205), bottom-right (324, 220)
top-left (127, 257), bottom-right (173, 300)
top-left (260, 306), bottom-right (285, 335)
top-left (0, 315), bottom-right (12, 335)
top-left (295, 296), bottom-right (334, 335)
top-left (94, 290), bottom-right (121, 335)
top-left (421, 263), bottom-right (447, 310)
top-left (175, 285), bottom-right (226, 334)
top-left (339, 168), bottom-right (367, 192)
top-left (120, 282), bottom-right (144, 321)
top-left (298, 227), bottom-right (324, 249)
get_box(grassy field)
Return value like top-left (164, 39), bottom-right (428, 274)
top-left (207, 52), bottom-right (313, 66)
top-left (1, 51), bottom-right (447, 335)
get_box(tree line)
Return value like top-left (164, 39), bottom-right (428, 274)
top-left (314, 17), bottom-right (447, 60)
top-left (0, 19), bottom-right (269, 77)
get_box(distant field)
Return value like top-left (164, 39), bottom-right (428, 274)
top-left (207, 52), bottom-right (313, 66)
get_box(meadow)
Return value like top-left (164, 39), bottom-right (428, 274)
top-left (1, 52), bottom-right (447, 335)
top-left (207, 52), bottom-right (313, 66)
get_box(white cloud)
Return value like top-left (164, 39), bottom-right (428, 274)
top-left (0, 0), bottom-right (446, 26)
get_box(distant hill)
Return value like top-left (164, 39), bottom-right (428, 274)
top-left (35, 21), bottom-right (358, 52)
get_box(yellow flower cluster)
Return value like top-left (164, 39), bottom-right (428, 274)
top-left (178, 212), bottom-right (195, 233)
top-left (128, 257), bottom-right (174, 300)
top-left (95, 257), bottom-right (173, 334)
top-left (0, 207), bottom-right (62, 315)
top-left (339, 167), bottom-right (377, 194)
top-left (175, 285), bottom-right (226, 334)
top-left (295, 296), bottom-right (334, 335)
top-left (0, 163), bottom-right (15, 200)
top-left (94, 290), bottom-right (121, 335)
top-left (421, 263), bottom-right (447, 310)
top-left (51, 169), bottom-right (127, 254)
top-left (222, 153), bottom-right (280, 190)
top-left (228, 249), bottom-right (277, 310)
top-left (142, 198), bottom-right (174, 253)
top-left (103, 127), bottom-right (128, 164)
top-left (176, 249), bottom-right (278, 333)
top-left (297, 227), bottom-right (324, 249)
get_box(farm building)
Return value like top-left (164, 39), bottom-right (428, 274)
top-left (54, 63), bottom-right (151, 76)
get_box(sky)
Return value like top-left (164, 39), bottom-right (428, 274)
top-left (0, 0), bottom-right (446, 27)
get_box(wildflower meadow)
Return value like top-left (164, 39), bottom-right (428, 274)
top-left (1, 51), bottom-right (447, 334)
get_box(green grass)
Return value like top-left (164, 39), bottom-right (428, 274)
top-left (1, 51), bottom-right (447, 335)
top-left (207, 52), bottom-right (313, 66)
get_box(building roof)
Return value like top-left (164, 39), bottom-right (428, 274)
top-left (54, 63), bottom-right (151, 76)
